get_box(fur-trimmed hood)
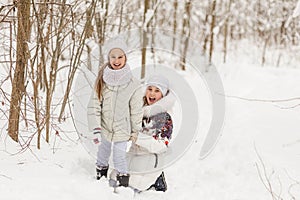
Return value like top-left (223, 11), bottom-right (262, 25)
top-left (143, 91), bottom-right (176, 117)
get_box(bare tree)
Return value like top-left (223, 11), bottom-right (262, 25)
top-left (141, 0), bottom-right (150, 79)
top-left (180, 0), bottom-right (191, 71)
top-left (202, 1), bottom-right (210, 54)
top-left (172, 0), bottom-right (178, 52)
top-left (94, 0), bottom-right (109, 64)
top-left (118, 0), bottom-right (125, 34)
top-left (8, 0), bottom-right (31, 142)
top-left (1, 0), bottom-right (300, 151)
top-left (58, 0), bottom-right (98, 123)
top-left (254, 146), bottom-right (300, 200)
top-left (223, 0), bottom-right (232, 63)
top-left (208, 0), bottom-right (217, 66)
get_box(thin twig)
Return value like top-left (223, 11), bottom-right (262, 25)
top-left (284, 169), bottom-right (300, 200)
top-left (219, 93), bottom-right (300, 103)
top-left (254, 144), bottom-right (278, 200)
top-left (0, 173), bottom-right (12, 180)
top-left (274, 103), bottom-right (300, 109)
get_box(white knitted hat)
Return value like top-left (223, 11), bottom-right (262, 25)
top-left (103, 37), bottom-right (128, 57)
top-left (146, 75), bottom-right (169, 96)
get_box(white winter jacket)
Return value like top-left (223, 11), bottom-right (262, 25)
top-left (126, 92), bottom-right (175, 191)
top-left (87, 77), bottom-right (143, 142)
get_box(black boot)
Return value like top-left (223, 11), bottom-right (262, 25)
top-left (148, 172), bottom-right (167, 192)
top-left (96, 166), bottom-right (108, 180)
top-left (117, 173), bottom-right (130, 187)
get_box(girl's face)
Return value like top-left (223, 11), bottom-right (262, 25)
top-left (145, 86), bottom-right (163, 105)
top-left (109, 48), bottom-right (126, 70)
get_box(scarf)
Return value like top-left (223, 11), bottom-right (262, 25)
top-left (103, 64), bottom-right (132, 86)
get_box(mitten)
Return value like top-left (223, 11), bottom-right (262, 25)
top-left (92, 127), bottom-right (101, 144)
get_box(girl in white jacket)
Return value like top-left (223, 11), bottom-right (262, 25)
top-left (112, 75), bottom-right (174, 192)
top-left (87, 39), bottom-right (143, 187)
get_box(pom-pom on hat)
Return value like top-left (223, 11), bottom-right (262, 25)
top-left (146, 75), bottom-right (169, 96)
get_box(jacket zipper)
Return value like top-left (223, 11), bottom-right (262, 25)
top-left (111, 86), bottom-right (119, 141)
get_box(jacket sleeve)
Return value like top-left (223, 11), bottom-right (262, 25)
top-left (135, 133), bottom-right (168, 154)
top-left (129, 85), bottom-right (143, 139)
top-left (87, 90), bottom-right (102, 132)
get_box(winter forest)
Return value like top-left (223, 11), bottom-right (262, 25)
top-left (1, 0), bottom-right (300, 199)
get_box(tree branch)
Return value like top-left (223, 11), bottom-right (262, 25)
top-left (221, 93), bottom-right (300, 103)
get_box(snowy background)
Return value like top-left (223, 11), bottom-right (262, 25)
top-left (1, 0), bottom-right (300, 199)
top-left (1, 39), bottom-right (300, 200)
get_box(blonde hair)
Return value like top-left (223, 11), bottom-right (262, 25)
top-left (143, 96), bottom-right (148, 106)
top-left (94, 62), bottom-right (108, 101)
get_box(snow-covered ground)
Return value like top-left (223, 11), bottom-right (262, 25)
top-left (1, 44), bottom-right (300, 200)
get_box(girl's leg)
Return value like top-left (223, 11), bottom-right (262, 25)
top-left (113, 141), bottom-right (128, 174)
top-left (96, 136), bottom-right (112, 167)
top-left (113, 141), bottom-right (129, 186)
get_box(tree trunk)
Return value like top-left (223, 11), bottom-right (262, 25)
top-left (202, 3), bottom-right (210, 53)
top-left (102, 0), bottom-right (109, 43)
top-left (95, 0), bottom-right (109, 63)
top-left (172, 0), bottom-right (178, 52)
top-left (8, 0), bottom-right (31, 142)
top-left (30, 1), bottom-right (48, 149)
top-left (44, 1), bottom-right (73, 146)
top-left (261, 35), bottom-right (270, 66)
top-left (118, 2), bottom-right (124, 33)
top-left (151, 0), bottom-right (157, 63)
top-left (180, 0), bottom-right (191, 71)
top-left (141, 0), bottom-right (150, 79)
top-left (58, 1), bottom-right (97, 122)
top-left (223, 0), bottom-right (232, 63)
top-left (208, 0), bottom-right (217, 66)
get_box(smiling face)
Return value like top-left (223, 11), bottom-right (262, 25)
top-left (145, 86), bottom-right (163, 105)
top-left (109, 48), bottom-right (126, 70)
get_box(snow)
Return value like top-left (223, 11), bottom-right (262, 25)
top-left (1, 45), bottom-right (300, 199)
top-left (0, 49), bottom-right (300, 200)
top-left (1, 0), bottom-right (300, 197)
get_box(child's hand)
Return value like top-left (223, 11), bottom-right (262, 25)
top-left (92, 127), bottom-right (101, 144)
top-left (129, 135), bottom-right (137, 143)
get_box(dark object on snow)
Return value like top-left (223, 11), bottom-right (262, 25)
top-left (96, 166), bottom-right (109, 180)
top-left (148, 172), bottom-right (167, 192)
top-left (117, 173), bottom-right (130, 187)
